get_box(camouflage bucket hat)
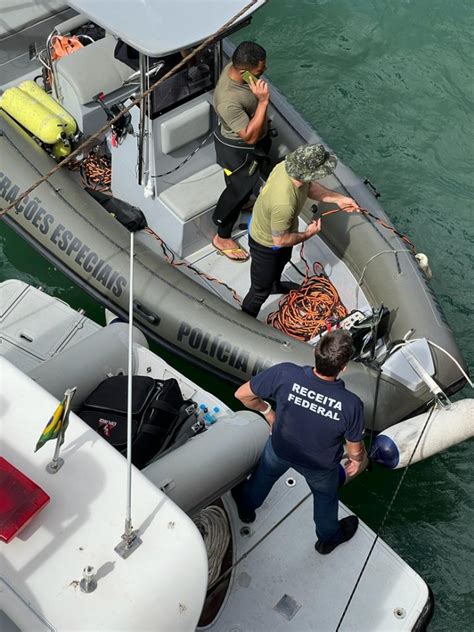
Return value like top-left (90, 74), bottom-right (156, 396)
top-left (285, 144), bottom-right (337, 181)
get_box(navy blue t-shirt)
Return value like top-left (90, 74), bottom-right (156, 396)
top-left (250, 363), bottom-right (365, 469)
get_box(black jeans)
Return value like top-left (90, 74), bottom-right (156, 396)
top-left (212, 130), bottom-right (271, 239)
top-left (242, 236), bottom-right (293, 317)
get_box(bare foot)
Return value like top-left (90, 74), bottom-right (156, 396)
top-left (212, 235), bottom-right (249, 261)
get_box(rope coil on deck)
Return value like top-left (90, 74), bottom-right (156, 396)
top-left (267, 247), bottom-right (348, 341)
top-left (193, 505), bottom-right (230, 588)
top-left (266, 206), bottom-right (416, 340)
top-left (79, 152), bottom-right (112, 191)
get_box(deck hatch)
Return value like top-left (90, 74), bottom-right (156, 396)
top-left (274, 594), bottom-right (301, 621)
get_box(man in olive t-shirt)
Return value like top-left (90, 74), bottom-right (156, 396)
top-left (242, 144), bottom-right (360, 317)
top-left (211, 42), bottom-right (271, 261)
top-left (213, 62), bottom-right (269, 142)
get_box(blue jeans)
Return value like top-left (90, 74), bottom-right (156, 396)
top-left (239, 438), bottom-right (342, 542)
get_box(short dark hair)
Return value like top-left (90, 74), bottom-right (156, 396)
top-left (314, 330), bottom-right (353, 377)
top-left (232, 41), bottom-right (266, 69)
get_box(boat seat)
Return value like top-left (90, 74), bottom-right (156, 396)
top-left (54, 35), bottom-right (134, 133)
top-left (157, 99), bottom-right (225, 222)
top-left (55, 35), bottom-right (133, 105)
top-left (159, 163), bottom-right (225, 221)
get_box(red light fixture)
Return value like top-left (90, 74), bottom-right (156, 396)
top-left (0, 457), bottom-right (50, 543)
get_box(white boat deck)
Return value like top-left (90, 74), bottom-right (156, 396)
top-left (216, 481), bottom-right (428, 631)
top-left (0, 280), bottom-right (101, 372)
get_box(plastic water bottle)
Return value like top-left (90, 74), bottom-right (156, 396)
top-left (198, 404), bottom-right (215, 425)
top-left (204, 412), bottom-right (216, 425)
top-left (205, 406), bottom-right (222, 425)
top-left (197, 403), bottom-right (208, 423)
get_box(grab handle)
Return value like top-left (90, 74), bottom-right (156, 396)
top-left (133, 301), bottom-right (160, 325)
top-left (363, 178), bottom-right (381, 198)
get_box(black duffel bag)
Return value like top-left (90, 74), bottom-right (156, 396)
top-left (85, 188), bottom-right (148, 232)
top-left (78, 375), bottom-right (197, 468)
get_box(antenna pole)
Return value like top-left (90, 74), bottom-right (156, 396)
top-left (115, 230), bottom-right (142, 558)
top-left (125, 229), bottom-right (134, 531)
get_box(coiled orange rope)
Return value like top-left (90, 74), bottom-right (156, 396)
top-left (79, 152), bottom-right (112, 191)
top-left (266, 257), bottom-right (348, 341)
top-left (266, 205), bottom-right (415, 341)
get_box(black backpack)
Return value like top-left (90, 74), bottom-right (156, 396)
top-left (78, 375), bottom-right (198, 468)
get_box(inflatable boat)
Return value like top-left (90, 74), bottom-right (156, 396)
top-left (0, 0), bottom-right (470, 432)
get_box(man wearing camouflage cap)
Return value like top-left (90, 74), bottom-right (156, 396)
top-left (241, 143), bottom-right (359, 317)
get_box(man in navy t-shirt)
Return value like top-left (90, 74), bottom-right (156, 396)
top-left (233, 330), bottom-right (367, 554)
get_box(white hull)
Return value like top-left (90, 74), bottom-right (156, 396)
top-left (0, 281), bottom-right (433, 630)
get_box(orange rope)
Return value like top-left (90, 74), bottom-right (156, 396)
top-left (322, 205), bottom-right (417, 253)
top-left (144, 227), bottom-right (242, 304)
top-left (266, 255), bottom-right (348, 341)
top-left (145, 206), bottom-right (415, 337)
top-left (266, 205), bottom-right (416, 341)
top-left (358, 207), bottom-right (417, 253)
top-left (79, 152), bottom-right (112, 191)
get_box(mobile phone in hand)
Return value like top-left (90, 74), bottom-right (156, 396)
top-left (242, 70), bottom-right (258, 84)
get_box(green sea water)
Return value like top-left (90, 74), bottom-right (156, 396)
top-left (1, 0), bottom-right (473, 629)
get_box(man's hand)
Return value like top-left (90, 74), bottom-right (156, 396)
top-left (309, 182), bottom-right (360, 212)
top-left (344, 456), bottom-right (367, 477)
top-left (249, 77), bottom-right (270, 103)
top-left (273, 218), bottom-right (321, 247)
top-left (239, 78), bottom-right (270, 144)
top-left (303, 218), bottom-right (321, 240)
top-left (263, 408), bottom-right (276, 428)
top-left (344, 439), bottom-right (368, 478)
top-left (335, 196), bottom-right (359, 212)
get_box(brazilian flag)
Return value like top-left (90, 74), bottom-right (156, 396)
top-left (35, 399), bottom-right (67, 452)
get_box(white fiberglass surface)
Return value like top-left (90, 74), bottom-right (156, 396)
top-left (68, 0), bottom-right (267, 56)
top-left (1, 358), bottom-right (208, 631)
top-left (211, 475), bottom-right (429, 631)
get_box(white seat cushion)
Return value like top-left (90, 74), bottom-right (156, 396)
top-left (159, 163), bottom-right (225, 221)
top-left (160, 101), bottom-right (211, 154)
top-left (55, 35), bottom-right (133, 105)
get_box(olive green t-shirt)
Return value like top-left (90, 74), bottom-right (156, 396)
top-left (213, 63), bottom-right (267, 140)
top-left (250, 161), bottom-right (310, 248)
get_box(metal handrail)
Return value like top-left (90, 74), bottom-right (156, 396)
top-left (123, 61), bottom-right (165, 85)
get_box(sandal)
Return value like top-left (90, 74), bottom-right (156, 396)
top-left (212, 237), bottom-right (249, 262)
